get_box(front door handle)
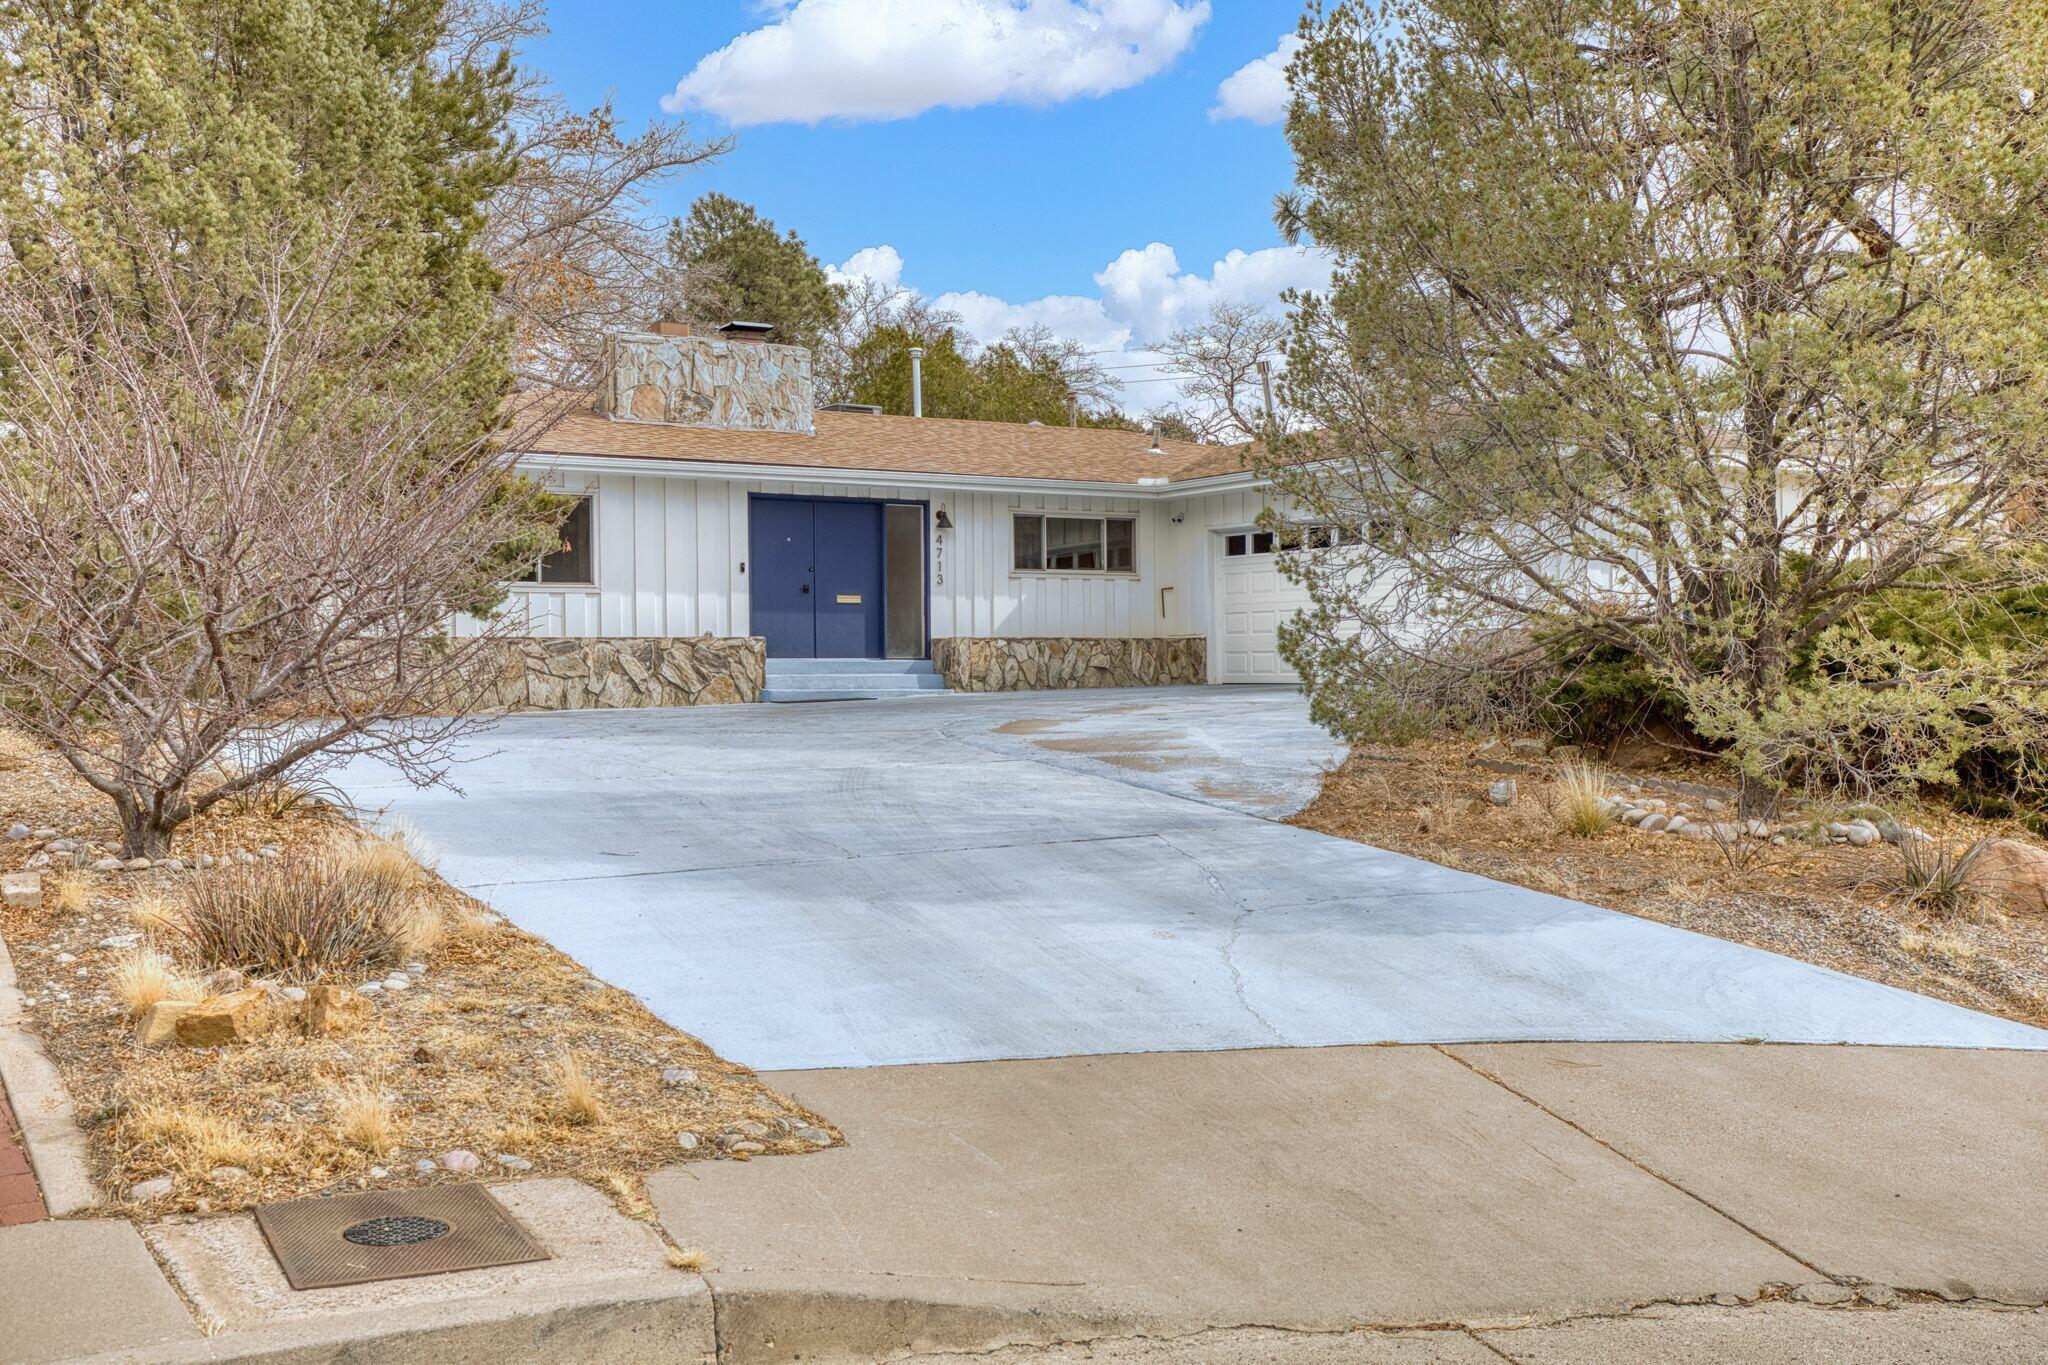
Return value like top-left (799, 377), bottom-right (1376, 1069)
top-left (800, 584), bottom-right (810, 594)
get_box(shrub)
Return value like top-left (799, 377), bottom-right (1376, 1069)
top-left (168, 857), bottom-right (432, 982)
top-left (1554, 762), bottom-right (1613, 838)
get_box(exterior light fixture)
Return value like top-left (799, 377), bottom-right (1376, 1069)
top-left (934, 508), bottom-right (954, 531)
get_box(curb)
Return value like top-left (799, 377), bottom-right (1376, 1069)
top-left (0, 928), bottom-right (98, 1215)
top-left (73, 1272), bottom-right (717, 1365)
top-left (710, 1276), bottom-right (1135, 1365)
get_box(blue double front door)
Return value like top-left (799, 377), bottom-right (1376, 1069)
top-left (749, 496), bottom-right (887, 659)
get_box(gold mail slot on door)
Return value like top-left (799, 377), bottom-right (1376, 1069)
top-left (835, 594), bottom-right (862, 604)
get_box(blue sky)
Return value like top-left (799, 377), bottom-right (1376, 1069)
top-left (530, 1), bottom-right (1327, 409)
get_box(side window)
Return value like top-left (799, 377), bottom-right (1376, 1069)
top-left (1014, 514), bottom-right (1045, 571)
top-left (1105, 517), bottom-right (1135, 572)
top-left (521, 495), bottom-right (595, 585)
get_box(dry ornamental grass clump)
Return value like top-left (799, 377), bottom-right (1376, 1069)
top-left (46, 875), bottom-right (89, 917)
top-left (112, 951), bottom-right (206, 1018)
top-left (333, 1080), bottom-right (399, 1154)
top-left (163, 853), bottom-right (442, 983)
top-left (1554, 762), bottom-right (1614, 839)
top-left (551, 1053), bottom-right (608, 1127)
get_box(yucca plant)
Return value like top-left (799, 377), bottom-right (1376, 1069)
top-left (1892, 838), bottom-right (1995, 921)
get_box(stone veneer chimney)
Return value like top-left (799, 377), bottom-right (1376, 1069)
top-left (598, 325), bottom-right (816, 435)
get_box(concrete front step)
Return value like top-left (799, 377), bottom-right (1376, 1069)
top-left (767, 657), bottom-right (938, 677)
top-left (767, 675), bottom-right (950, 693)
top-left (764, 657), bottom-right (954, 703)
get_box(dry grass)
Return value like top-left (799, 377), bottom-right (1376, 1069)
top-left (332, 1080), bottom-right (400, 1154)
top-left (1295, 738), bottom-right (2048, 1030)
top-left (668, 1246), bottom-right (709, 1272)
top-left (124, 1103), bottom-right (261, 1178)
top-left (111, 950), bottom-right (206, 1018)
top-left (0, 728), bottom-right (39, 772)
top-left (166, 856), bottom-right (437, 983)
top-left (0, 724), bottom-right (841, 1215)
top-left (551, 1053), bottom-right (609, 1127)
top-left (127, 893), bottom-right (183, 937)
top-left (596, 1167), bottom-right (655, 1220)
top-left (1554, 761), bottom-right (1614, 839)
top-left (47, 875), bottom-right (89, 916)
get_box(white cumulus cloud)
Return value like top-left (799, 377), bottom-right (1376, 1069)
top-left (837, 240), bottom-right (1333, 411)
top-left (666, 0), bottom-right (1213, 126)
top-left (1209, 34), bottom-right (1302, 125)
top-left (827, 244), bottom-right (906, 290)
top-left (1094, 242), bottom-right (1332, 343)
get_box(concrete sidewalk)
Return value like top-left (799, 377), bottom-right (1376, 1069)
top-left (650, 1042), bottom-right (2048, 1362)
top-left (6, 1043), bottom-right (2048, 1362)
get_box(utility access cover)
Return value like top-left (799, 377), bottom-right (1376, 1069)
top-left (254, 1184), bottom-right (549, 1290)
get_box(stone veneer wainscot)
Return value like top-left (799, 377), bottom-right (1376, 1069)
top-left (931, 637), bottom-right (1207, 693)
top-left (482, 637), bottom-right (765, 711)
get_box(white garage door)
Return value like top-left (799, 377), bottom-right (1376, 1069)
top-left (1216, 535), bottom-right (1314, 683)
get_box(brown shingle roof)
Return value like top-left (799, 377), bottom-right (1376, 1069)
top-left (513, 396), bottom-right (1259, 487)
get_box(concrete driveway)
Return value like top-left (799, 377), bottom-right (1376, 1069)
top-left (331, 687), bottom-right (2048, 1069)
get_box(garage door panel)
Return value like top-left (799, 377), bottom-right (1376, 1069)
top-left (1215, 548), bottom-right (1314, 685)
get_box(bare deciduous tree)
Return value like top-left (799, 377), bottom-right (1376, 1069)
top-left (1157, 300), bottom-right (1288, 443)
top-left (0, 212), bottom-right (569, 857)
top-left (444, 0), bottom-right (731, 385)
top-left (815, 276), bottom-right (961, 404)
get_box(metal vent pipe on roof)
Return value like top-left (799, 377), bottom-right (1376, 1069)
top-left (909, 346), bottom-right (925, 419)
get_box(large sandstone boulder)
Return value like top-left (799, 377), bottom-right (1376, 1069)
top-left (1972, 838), bottom-right (2048, 916)
top-left (174, 989), bottom-right (277, 1046)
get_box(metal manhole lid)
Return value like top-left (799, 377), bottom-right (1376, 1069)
top-left (254, 1183), bottom-right (549, 1290)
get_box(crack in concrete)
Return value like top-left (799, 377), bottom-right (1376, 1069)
top-left (852, 1290), bottom-right (2048, 1363)
top-left (1432, 1045), bottom-right (1838, 1284)
top-left (1152, 840), bottom-right (1289, 1046)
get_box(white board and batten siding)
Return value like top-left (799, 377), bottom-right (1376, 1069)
top-left (477, 467), bottom-right (1181, 645)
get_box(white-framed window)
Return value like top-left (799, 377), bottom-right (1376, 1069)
top-left (1013, 512), bottom-right (1137, 575)
top-left (1223, 523), bottom-right (1357, 558)
top-left (518, 494), bottom-right (596, 586)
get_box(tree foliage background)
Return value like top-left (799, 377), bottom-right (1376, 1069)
top-left (0, 0), bottom-right (585, 853)
top-left (1269, 0), bottom-right (2048, 815)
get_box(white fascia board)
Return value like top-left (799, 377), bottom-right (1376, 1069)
top-left (512, 451), bottom-right (1272, 500)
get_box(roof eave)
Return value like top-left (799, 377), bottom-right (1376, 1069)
top-left (513, 450), bottom-right (1265, 498)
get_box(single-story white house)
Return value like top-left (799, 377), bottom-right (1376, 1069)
top-left (476, 322), bottom-right (1321, 706)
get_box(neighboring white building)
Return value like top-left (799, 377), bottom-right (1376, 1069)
top-left (489, 322), bottom-right (1316, 696)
